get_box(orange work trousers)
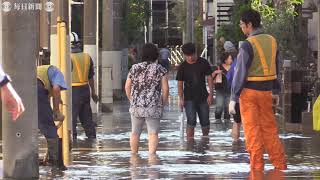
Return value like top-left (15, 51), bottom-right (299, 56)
top-left (239, 88), bottom-right (287, 171)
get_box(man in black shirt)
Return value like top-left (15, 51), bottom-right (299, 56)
top-left (176, 43), bottom-right (214, 139)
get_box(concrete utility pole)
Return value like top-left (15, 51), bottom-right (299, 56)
top-left (213, 0), bottom-right (218, 64)
top-left (101, 0), bottom-right (123, 112)
top-left (50, 0), bottom-right (72, 165)
top-left (120, 0), bottom-right (129, 92)
top-left (318, 4), bottom-right (320, 78)
top-left (2, 0), bottom-right (39, 178)
top-left (51, 0), bottom-right (69, 65)
top-left (165, 0), bottom-right (169, 45)
top-left (40, 0), bottom-right (50, 50)
top-left (186, 0), bottom-right (195, 43)
top-left (83, 0), bottom-right (98, 115)
top-left (203, 0), bottom-right (208, 60)
top-left (149, 0), bottom-right (153, 43)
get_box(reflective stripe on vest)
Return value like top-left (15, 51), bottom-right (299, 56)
top-left (37, 65), bottom-right (52, 95)
top-left (71, 53), bottom-right (90, 86)
top-left (246, 34), bottom-right (277, 81)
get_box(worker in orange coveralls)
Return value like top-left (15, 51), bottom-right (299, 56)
top-left (229, 9), bottom-right (287, 171)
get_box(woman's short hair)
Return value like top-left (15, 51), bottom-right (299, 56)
top-left (220, 52), bottom-right (231, 64)
top-left (141, 43), bottom-right (159, 62)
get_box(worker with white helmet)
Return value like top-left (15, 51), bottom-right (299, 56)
top-left (70, 32), bottom-right (98, 140)
top-left (71, 32), bottom-right (79, 46)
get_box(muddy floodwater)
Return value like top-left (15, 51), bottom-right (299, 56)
top-left (34, 79), bottom-right (320, 179)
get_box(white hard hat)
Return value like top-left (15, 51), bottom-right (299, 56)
top-left (70, 32), bottom-right (79, 43)
top-left (223, 41), bottom-right (236, 52)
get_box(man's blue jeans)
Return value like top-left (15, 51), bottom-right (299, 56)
top-left (184, 101), bottom-right (210, 128)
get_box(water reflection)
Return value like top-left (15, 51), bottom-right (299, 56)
top-left (73, 138), bottom-right (96, 149)
top-left (185, 137), bottom-right (210, 154)
top-left (129, 154), bottom-right (161, 179)
top-left (37, 82), bottom-right (320, 179)
top-left (148, 154), bottom-right (161, 179)
top-left (248, 170), bottom-right (284, 180)
top-left (129, 154), bottom-right (141, 179)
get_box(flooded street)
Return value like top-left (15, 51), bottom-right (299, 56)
top-left (0, 0), bottom-right (319, 178)
top-left (34, 79), bottom-right (320, 179)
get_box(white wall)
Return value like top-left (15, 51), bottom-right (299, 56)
top-left (208, 2), bottom-right (214, 17)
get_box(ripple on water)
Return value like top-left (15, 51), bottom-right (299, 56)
top-left (151, 163), bottom-right (250, 174)
top-left (279, 133), bottom-right (311, 139)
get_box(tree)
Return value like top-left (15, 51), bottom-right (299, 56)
top-left (251, 0), bottom-right (304, 19)
top-left (172, 1), bottom-right (185, 31)
top-left (173, 1), bottom-right (203, 46)
top-left (215, 1), bottom-right (251, 56)
top-left (216, 0), bottom-right (306, 61)
top-left (122, 0), bottom-right (149, 45)
top-left (251, 0), bottom-right (306, 61)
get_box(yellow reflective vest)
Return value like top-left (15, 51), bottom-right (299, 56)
top-left (37, 65), bottom-right (52, 96)
top-left (246, 34), bottom-right (277, 81)
top-left (313, 95), bottom-right (320, 131)
top-left (71, 52), bottom-right (90, 87)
